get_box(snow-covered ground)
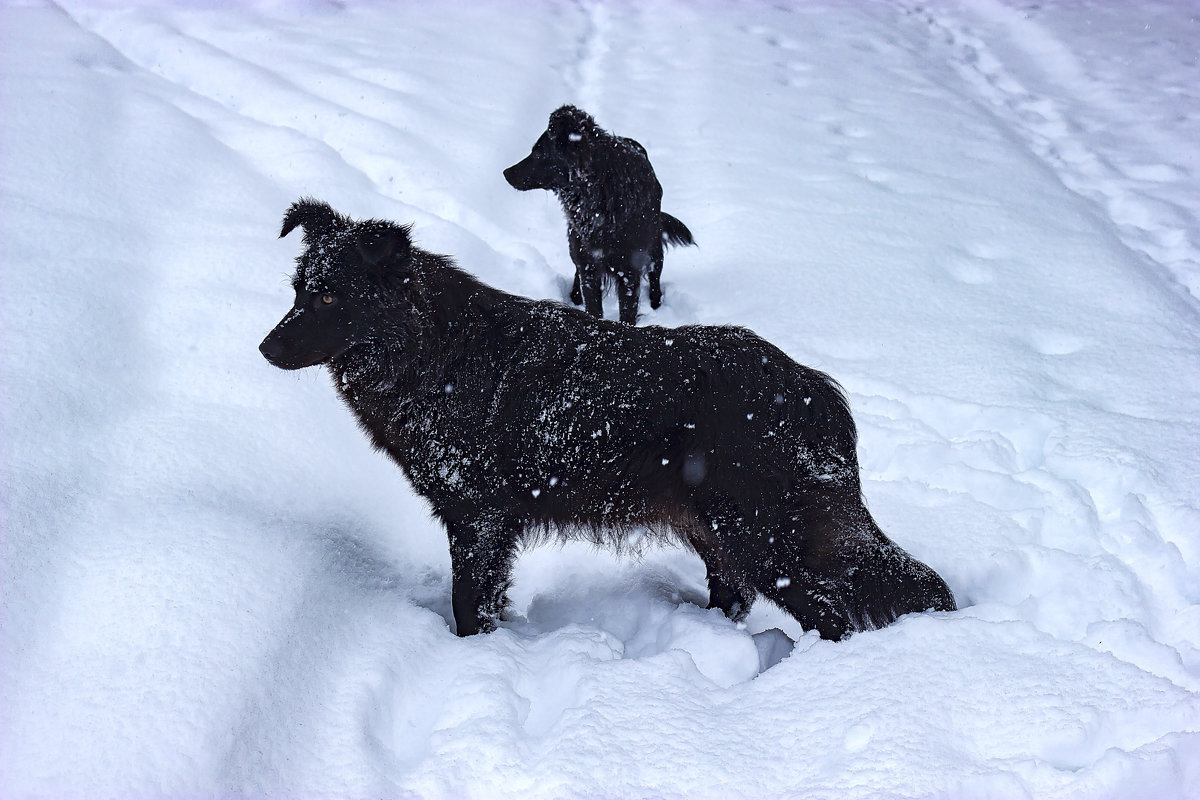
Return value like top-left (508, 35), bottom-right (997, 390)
top-left (3, 1), bottom-right (1199, 797)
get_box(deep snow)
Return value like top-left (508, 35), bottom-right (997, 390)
top-left (2, 1), bottom-right (1199, 798)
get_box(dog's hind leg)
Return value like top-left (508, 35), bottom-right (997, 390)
top-left (445, 514), bottom-right (521, 636)
top-left (693, 493), bottom-right (849, 636)
top-left (759, 562), bottom-right (856, 641)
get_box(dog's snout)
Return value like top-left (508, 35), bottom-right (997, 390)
top-left (503, 161), bottom-right (536, 191)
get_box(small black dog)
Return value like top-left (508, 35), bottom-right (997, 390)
top-left (504, 105), bottom-right (695, 324)
top-left (260, 200), bottom-right (955, 640)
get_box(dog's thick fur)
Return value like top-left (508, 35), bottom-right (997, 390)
top-left (260, 200), bottom-right (955, 640)
top-left (504, 105), bottom-right (695, 324)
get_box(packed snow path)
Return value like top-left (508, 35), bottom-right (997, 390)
top-left (2, 1), bottom-right (1198, 798)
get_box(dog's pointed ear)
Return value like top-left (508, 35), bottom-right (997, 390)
top-left (357, 222), bottom-right (413, 288)
top-left (280, 198), bottom-right (339, 241)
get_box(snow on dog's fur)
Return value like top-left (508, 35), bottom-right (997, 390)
top-left (260, 200), bottom-right (955, 639)
top-left (505, 105), bottom-right (695, 324)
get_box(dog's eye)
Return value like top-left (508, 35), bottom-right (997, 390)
top-left (322, 294), bottom-right (335, 304)
top-left (313, 293), bottom-right (337, 308)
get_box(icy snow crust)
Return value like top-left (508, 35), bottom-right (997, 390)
top-left (2, 1), bottom-right (1199, 798)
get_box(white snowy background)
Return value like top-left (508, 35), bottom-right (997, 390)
top-left (3, 1), bottom-right (1199, 797)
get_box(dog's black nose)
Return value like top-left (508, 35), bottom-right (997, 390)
top-left (259, 336), bottom-right (285, 363)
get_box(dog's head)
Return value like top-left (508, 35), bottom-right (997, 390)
top-left (260, 199), bottom-right (413, 370)
top-left (503, 105), bottom-right (603, 192)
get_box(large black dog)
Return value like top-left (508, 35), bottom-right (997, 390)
top-left (260, 200), bottom-right (955, 640)
top-left (504, 105), bottom-right (695, 324)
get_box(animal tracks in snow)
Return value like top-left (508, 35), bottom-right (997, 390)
top-left (741, 23), bottom-right (816, 90)
top-left (903, 0), bottom-right (1200, 302)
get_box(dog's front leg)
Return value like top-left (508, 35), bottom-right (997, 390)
top-left (446, 516), bottom-right (518, 636)
top-left (577, 265), bottom-right (604, 318)
top-left (569, 270), bottom-right (583, 306)
top-left (613, 257), bottom-right (642, 324)
top-left (645, 246), bottom-right (665, 310)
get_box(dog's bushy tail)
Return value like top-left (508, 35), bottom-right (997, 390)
top-left (760, 500), bottom-right (956, 641)
top-left (660, 213), bottom-right (696, 248)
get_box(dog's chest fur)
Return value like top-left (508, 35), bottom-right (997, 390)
top-left (330, 343), bottom-right (500, 503)
top-left (557, 142), bottom-right (657, 253)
